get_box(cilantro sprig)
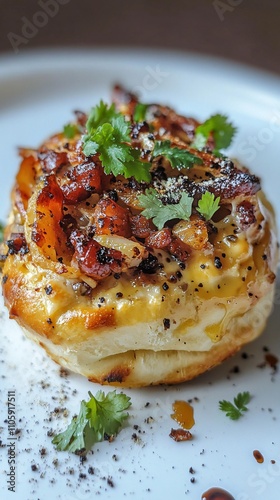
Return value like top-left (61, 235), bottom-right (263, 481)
top-left (138, 189), bottom-right (193, 230)
top-left (192, 114), bottom-right (237, 152)
top-left (52, 390), bottom-right (131, 454)
top-left (63, 123), bottom-right (80, 139)
top-left (152, 140), bottom-right (202, 169)
top-left (82, 101), bottom-right (204, 183)
top-left (81, 100), bottom-right (236, 189)
top-left (219, 391), bottom-right (251, 420)
top-left (83, 101), bottom-right (151, 182)
top-left (196, 191), bottom-right (220, 221)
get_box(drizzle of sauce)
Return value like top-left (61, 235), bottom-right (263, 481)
top-left (201, 487), bottom-right (235, 500)
top-left (171, 400), bottom-right (195, 429)
top-left (253, 449), bottom-right (264, 463)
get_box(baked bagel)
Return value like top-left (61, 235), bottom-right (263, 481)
top-left (1, 86), bottom-right (278, 387)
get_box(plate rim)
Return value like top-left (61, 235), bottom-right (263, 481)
top-left (1, 46), bottom-right (280, 90)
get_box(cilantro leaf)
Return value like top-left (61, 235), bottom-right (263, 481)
top-left (83, 101), bottom-right (152, 182)
top-left (86, 390), bottom-right (131, 438)
top-left (63, 123), bottom-right (80, 139)
top-left (86, 101), bottom-right (117, 131)
top-left (133, 103), bottom-right (149, 122)
top-left (192, 132), bottom-right (208, 151)
top-left (193, 114), bottom-right (237, 151)
top-left (83, 139), bottom-right (99, 157)
top-left (191, 132), bottom-right (206, 151)
top-left (52, 390), bottom-right (131, 454)
top-left (83, 102), bottom-right (131, 162)
top-left (138, 188), bottom-right (193, 230)
top-left (89, 123), bottom-right (149, 181)
top-left (152, 140), bottom-right (202, 169)
top-left (219, 400), bottom-right (242, 421)
top-left (219, 391), bottom-right (252, 420)
top-left (111, 115), bottom-right (131, 142)
top-left (52, 400), bottom-right (93, 453)
top-left (234, 391), bottom-right (251, 411)
top-left (121, 148), bottom-right (151, 183)
top-left (196, 191), bottom-right (220, 221)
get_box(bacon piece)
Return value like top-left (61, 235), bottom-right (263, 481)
top-left (206, 170), bottom-right (261, 200)
top-left (38, 149), bottom-right (68, 173)
top-left (61, 162), bottom-right (102, 203)
top-left (145, 229), bottom-right (172, 249)
top-left (93, 198), bottom-right (131, 237)
top-left (70, 231), bottom-right (122, 280)
top-left (130, 215), bottom-right (153, 239)
top-left (167, 164), bottom-right (260, 203)
top-left (112, 85), bottom-right (199, 143)
top-left (168, 237), bottom-right (190, 262)
top-left (31, 174), bottom-right (69, 261)
top-left (151, 105), bottom-right (199, 143)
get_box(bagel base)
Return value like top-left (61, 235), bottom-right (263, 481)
top-left (1, 86), bottom-right (278, 387)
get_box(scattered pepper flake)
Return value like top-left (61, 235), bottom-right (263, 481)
top-left (163, 318), bottom-right (170, 330)
top-left (214, 256), bottom-right (222, 269)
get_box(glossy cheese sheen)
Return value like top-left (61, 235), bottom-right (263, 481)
top-left (3, 193), bottom-right (275, 345)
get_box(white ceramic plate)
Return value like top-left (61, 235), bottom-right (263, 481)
top-left (0, 49), bottom-right (279, 500)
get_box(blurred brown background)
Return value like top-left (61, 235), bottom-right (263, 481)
top-left (0, 0), bottom-right (280, 75)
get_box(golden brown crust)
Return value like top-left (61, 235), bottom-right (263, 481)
top-left (13, 287), bottom-right (274, 387)
top-left (1, 87), bottom-right (278, 386)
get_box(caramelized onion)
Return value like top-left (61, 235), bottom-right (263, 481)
top-left (15, 155), bottom-right (37, 215)
top-left (172, 218), bottom-right (208, 251)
